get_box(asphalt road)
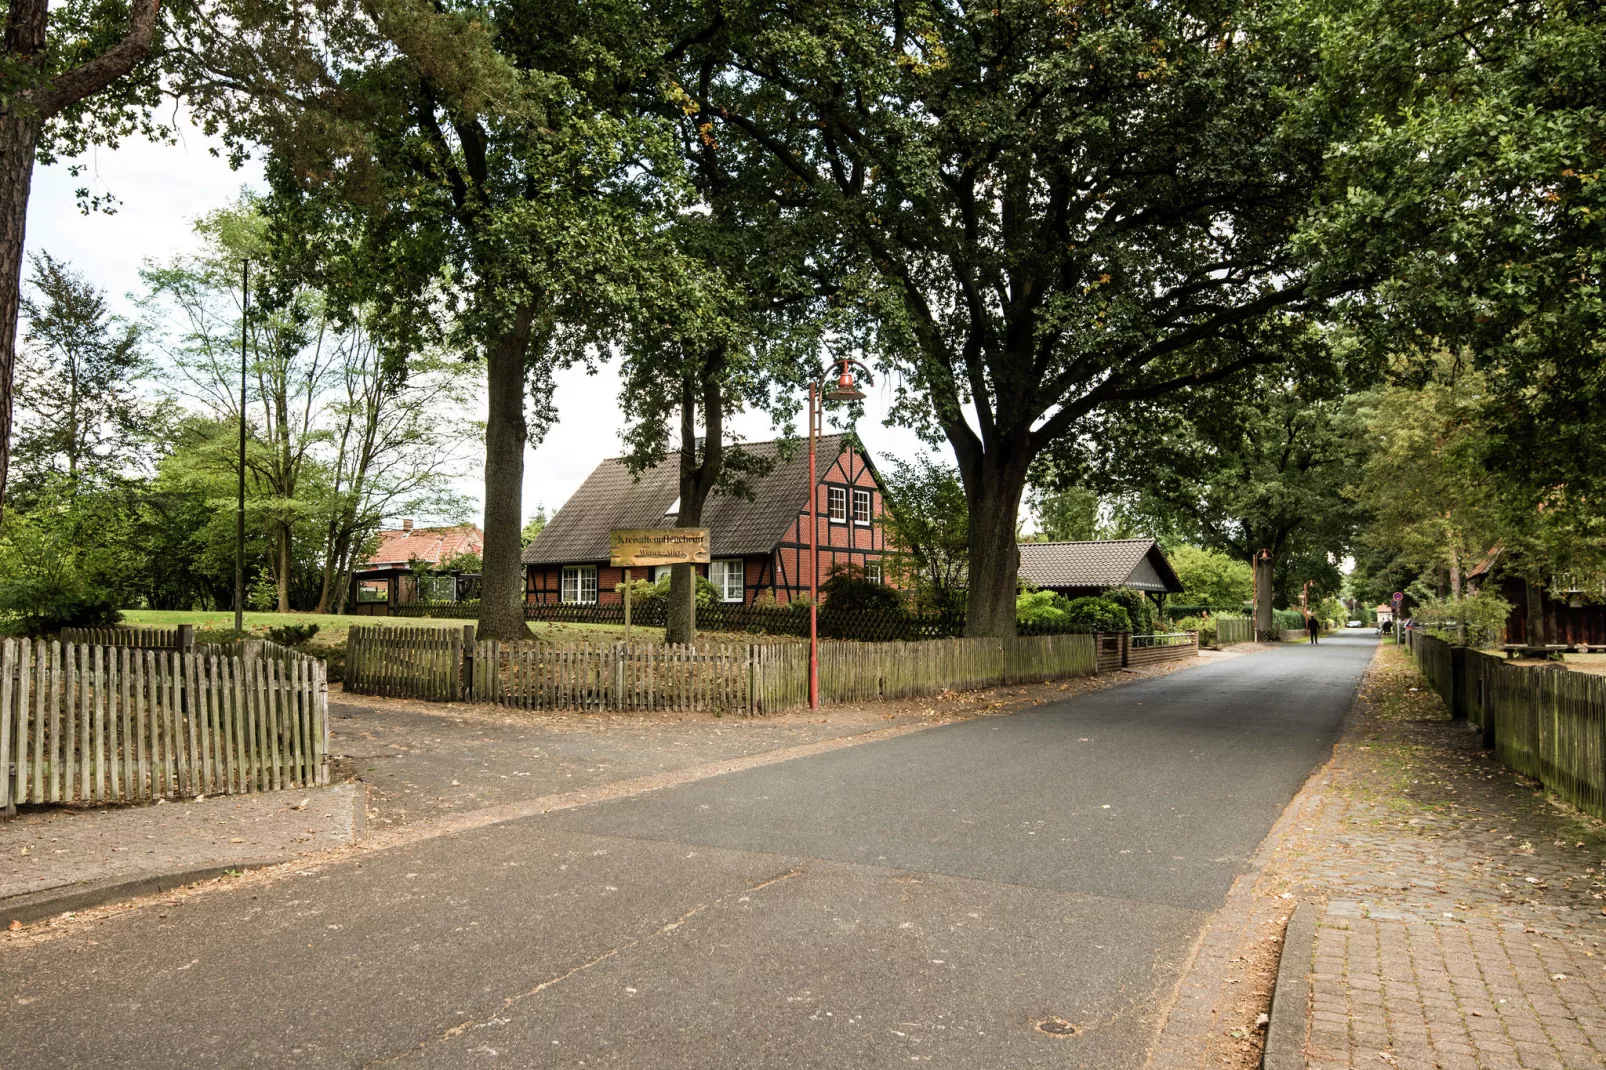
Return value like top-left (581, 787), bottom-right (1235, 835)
top-left (0, 635), bottom-right (1375, 1069)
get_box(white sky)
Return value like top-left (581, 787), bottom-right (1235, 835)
top-left (26, 123), bottom-right (942, 527)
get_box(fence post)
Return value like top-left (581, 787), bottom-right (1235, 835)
top-left (1121, 631), bottom-right (1130, 668)
top-left (1481, 660), bottom-right (1497, 749)
top-left (460, 625), bottom-right (475, 701)
top-left (0, 640), bottom-right (12, 817)
top-left (1449, 646), bottom-right (1467, 720)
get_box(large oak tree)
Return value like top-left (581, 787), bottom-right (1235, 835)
top-left (674, 0), bottom-right (1354, 634)
top-left (177, 0), bottom-right (675, 637)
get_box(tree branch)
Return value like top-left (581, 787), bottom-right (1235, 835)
top-left (35, 0), bottom-right (162, 119)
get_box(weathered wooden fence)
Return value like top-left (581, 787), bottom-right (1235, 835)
top-left (1, 638), bottom-right (329, 814)
top-left (345, 625), bottom-right (469, 701)
top-left (1215, 617), bottom-right (1253, 646)
top-left (61, 625), bottom-right (193, 650)
top-left (344, 627), bottom-right (1098, 715)
top-left (1409, 631), bottom-right (1606, 820)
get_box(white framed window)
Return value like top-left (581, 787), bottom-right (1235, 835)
top-left (421, 574), bottom-right (457, 602)
top-left (561, 565), bottom-right (598, 604)
top-left (853, 488), bottom-right (872, 525)
top-left (827, 486), bottom-right (848, 523)
top-left (710, 559), bottom-right (744, 603)
top-left (650, 565), bottom-right (673, 584)
top-left (865, 562), bottom-right (883, 585)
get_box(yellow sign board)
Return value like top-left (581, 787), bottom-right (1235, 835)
top-left (610, 528), bottom-right (711, 568)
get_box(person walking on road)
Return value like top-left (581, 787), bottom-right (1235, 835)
top-left (1307, 614), bottom-right (1321, 644)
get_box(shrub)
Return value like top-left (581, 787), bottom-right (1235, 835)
top-left (267, 622), bottom-right (321, 647)
top-left (249, 571), bottom-right (278, 611)
top-left (0, 508), bottom-right (123, 634)
top-left (1017, 588), bottom-right (1070, 626)
top-left (1016, 589), bottom-right (1131, 632)
top-left (622, 573), bottom-right (723, 607)
top-left (1174, 615), bottom-right (1216, 646)
top-left (820, 564), bottom-right (903, 614)
top-left (1273, 608), bottom-right (1307, 632)
top-left (1414, 591), bottom-right (1512, 648)
top-left (1102, 587), bottom-right (1156, 635)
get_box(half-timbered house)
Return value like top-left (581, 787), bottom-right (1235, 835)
top-left (523, 435), bottom-right (892, 606)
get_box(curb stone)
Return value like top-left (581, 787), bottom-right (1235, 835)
top-left (3, 858), bottom-right (286, 928)
top-left (1261, 901), bottom-right (1316, 1070)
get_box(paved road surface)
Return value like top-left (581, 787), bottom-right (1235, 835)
top-left (0, 636), bottom-right (1375, 1069)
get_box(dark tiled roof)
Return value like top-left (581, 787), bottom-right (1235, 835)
top-left (523, 435), bottom-right (852, 565)
top-left (1016, 538), bottom-right (1184, 593)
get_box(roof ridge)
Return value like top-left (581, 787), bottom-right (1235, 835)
top-left (1021, 537), bottom-right (1153, 546)
top-left (598, 433), bottom-right (840, 464)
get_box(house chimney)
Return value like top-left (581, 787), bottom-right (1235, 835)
top-left (402, 518), bottom-right (414, 532)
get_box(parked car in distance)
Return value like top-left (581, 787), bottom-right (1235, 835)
top-left (1346, 620), bottom-right (1363, 628)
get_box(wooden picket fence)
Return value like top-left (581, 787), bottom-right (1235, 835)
top-left (344, 626), bottom-right (1097, 715)
top-left (473, 639), bottom-right (765, 713)
top-left (344, 625), bottom-right (468, 701)
top-left (61, 626), bottom-right (190, 650)
top-left (1410, 631), bottom-right (1606, 820)
top-left (1215, 617), bottom-right (1253, 645)
top-left (1, 637), bottom-right (329, 813)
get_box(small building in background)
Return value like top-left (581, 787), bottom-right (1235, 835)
top-left (1016, 538), bottom-right (1184, 606)
top-left (349, 520), bottom-right (484, 615)
top-left (523, 435), bottom-right (891, 606)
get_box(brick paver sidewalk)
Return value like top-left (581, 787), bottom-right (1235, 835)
top-left (1146, 642), bottom-right (1606, 1070)
top-left (1274, 644), bottom-right (1606, 1070)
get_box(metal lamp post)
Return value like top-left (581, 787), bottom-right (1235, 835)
top-left (234, 260), bottom-right (249, 634)
top-left (807, 358), bottom-right (872, 711)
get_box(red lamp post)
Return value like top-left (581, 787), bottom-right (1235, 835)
top-left (807, 359), bottom-right (871, 710)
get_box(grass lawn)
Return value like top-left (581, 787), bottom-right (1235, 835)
top-left (120, 609), bottom-right (469, 641)
top-left (116, 609), bottom-right (786, 645)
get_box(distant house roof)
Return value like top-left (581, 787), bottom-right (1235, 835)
top-left (1016, 538), bottom-right (1184, 594)
top-left (362, 523), bottom-right (484, 572)
top-left (524, 435), bottom-right (862, 566)
top-left (1466, 543), bottom-right (1503, 581)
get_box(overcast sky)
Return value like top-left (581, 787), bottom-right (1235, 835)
top-left (25, 122), bottom-right (946, 528)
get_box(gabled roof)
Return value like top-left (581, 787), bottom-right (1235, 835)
top-left (1016, 538), bottom-right (1184, 594)
top-left (523, 435), bottom-right (858, 565)
top-left (1466, 543), bottom-right (1503, 581)
top-left (364, 525), bottom-right (484, 569)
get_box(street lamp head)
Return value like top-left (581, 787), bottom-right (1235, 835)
top-left (825, 366), bottom-right (866, 403)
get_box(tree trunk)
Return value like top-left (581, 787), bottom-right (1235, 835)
top-left (960, 444), bottom-right (1031, 638)
top-left (476, 308), bottom-right (535, 641)
top-left (664, 356), bottom-right (724, 646)
top-left (1253, 551), bottom-right (1275, 639)
top-left (0, 0), bottom-right (159, 521)
top-left (276, 521), bottom-right (292, 611)
top-left (0, 2), bottom-right (45, 524)
top-left (666, 564), bottom-right (695, 645)
top-left (315, 521), bottom-right (354, 614)
top-left (1524, 573), bottom-right (1545, 649)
